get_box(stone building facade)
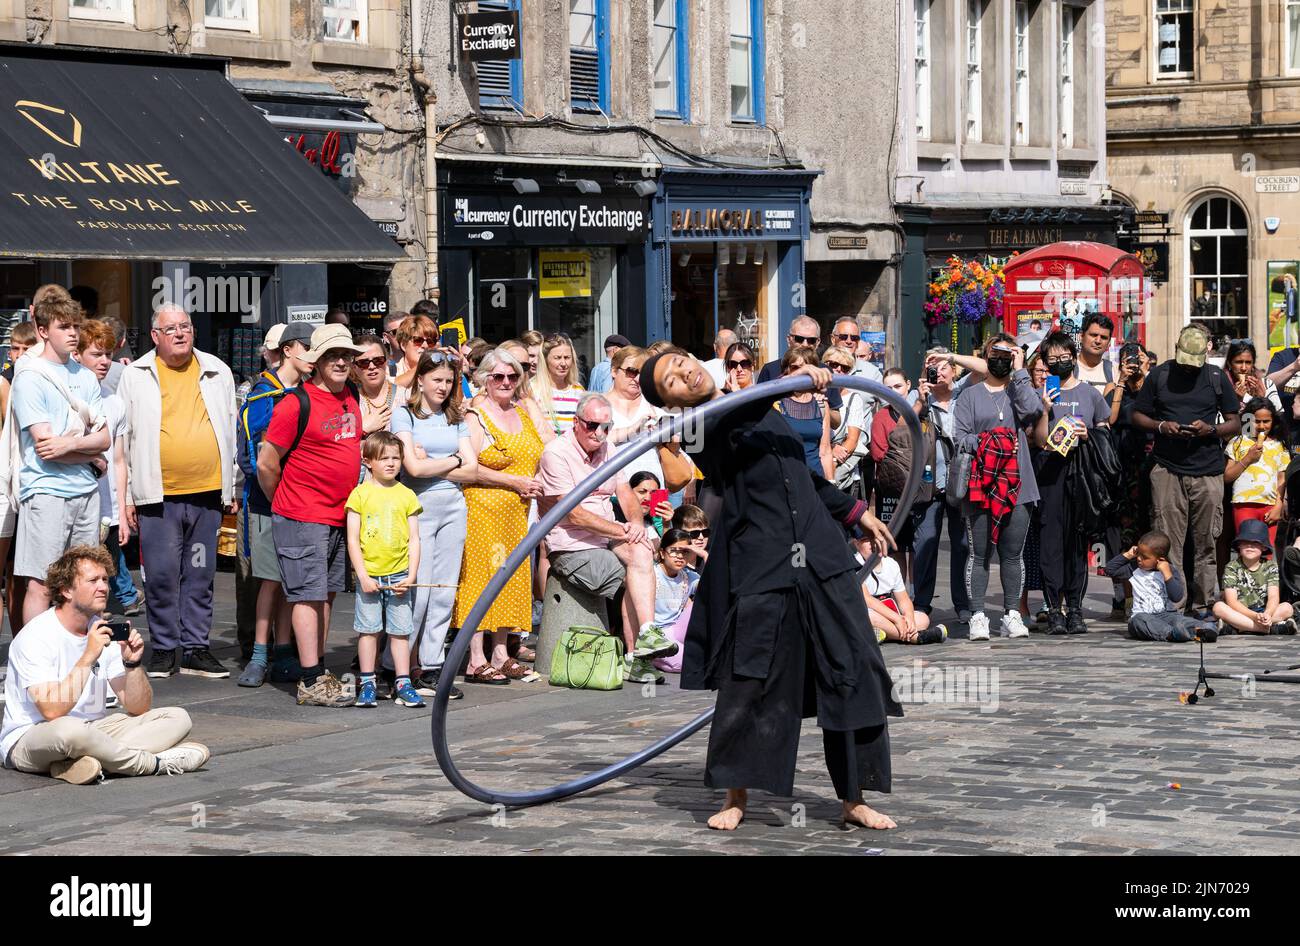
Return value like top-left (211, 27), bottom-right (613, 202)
top-left (1106, 0), bottom-right (1300, 356)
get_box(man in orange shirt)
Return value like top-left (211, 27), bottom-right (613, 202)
top-left (119, 304), bottom-right (237, 680)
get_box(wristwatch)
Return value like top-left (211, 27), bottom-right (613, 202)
top-left (123, 659), bottom-right (142, 669)
top-left (451, 454), bottom-right (463, 470)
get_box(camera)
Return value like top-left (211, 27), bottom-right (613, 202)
top-left (926, 366), bottom-right (938, 384)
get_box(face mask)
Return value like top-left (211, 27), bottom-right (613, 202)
top-left (987, 355), bottom-right (1013, 379)
top-left (1049, 359), bottom-right (1075, 379)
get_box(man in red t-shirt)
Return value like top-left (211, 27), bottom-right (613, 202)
top-left (257, 324), bottom-right (365, 707)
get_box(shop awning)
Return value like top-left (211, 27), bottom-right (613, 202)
top-left (0, 46), bottom-right (404, 263)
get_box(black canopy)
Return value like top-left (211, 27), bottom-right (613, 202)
top-left (0, 46), bottom-right (404, 263)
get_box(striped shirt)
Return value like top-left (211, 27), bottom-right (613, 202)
top-left (548, 385), bottom-right (585, 433)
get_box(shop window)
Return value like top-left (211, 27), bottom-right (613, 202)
top-left (536, 247), bottom-right (616, 381)
top-left (69, 0), bottom-right (134, 25)
top-left (1014, 1), bottom-right (1028, 146)
top-left (323, 0), bottom-right (366, 43)
top-left (965, 0), bottom-right (983, 142)
top-left (570, 0), bottom-right (609, 113)
top-left (478, 0), bottom-right (523, 110)
top-left (476, 248), bottom-right (533, 347)
top-left (915, 0), bottom-right (932, 140)
top-left (1059, 5), bottom-right (1075, 149)
top-left (1187, 195), bottom-right (1248, 342)
top-left (653, 0), bottom-right (690, 119)
top-left (1288, 0), bottom-right (1300, 73)
top-left (205, 0), bottom-right (257, 32)
top-left (670, 242), bottom-right (771, 364)
top-left (729, 0), bottom-right (765, 123)
top-left (1155, 0), bottom-right (1193, 78)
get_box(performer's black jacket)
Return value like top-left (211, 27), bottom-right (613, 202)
top-left (682, 394), bottom-right (903, 729)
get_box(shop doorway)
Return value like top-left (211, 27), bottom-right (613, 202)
top-left (476, 248), bottom-right (533, 346)
top-left (670, 242), bottom-right (771, 363)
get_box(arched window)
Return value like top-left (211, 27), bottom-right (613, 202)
top-left (1186, 195), bottom-right (1249, 343)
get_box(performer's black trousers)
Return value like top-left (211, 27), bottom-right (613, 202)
top-left (704, 597), bottom-right (891, 800)
top-left (1037, 457), bottom-right (1088, 612)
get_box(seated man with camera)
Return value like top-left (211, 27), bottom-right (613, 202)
top-left (0, 545), bottom-right (209, 784)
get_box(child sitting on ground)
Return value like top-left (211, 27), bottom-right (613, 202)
top-left (1212, 519), bottom-right (1298, 635)
top-left (670, 504), bottom-right (710, 569)
top-left (854, 535), bottom-right (946, 645)
top-left (1104, 530), bottom-right (1218, 642)
top-left (648, 529), bottom-right (701, 678)
top-left (345, 431), bottom-right (426, 708)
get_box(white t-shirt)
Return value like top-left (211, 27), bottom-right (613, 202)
top-left (701, 358), bottom-right (727, 391)
top-left (1, 608), bottom-right (126, 764)
top-left (862, 556), bottom-right (905, 599)
top-left (97, 392), bottom-right (127, 527)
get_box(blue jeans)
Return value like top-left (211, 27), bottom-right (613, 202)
top-left (103, 526), bottom-right (139, 608)
top-left (137, 493), bottom-right (221, 652)
top-left (910, 497), bottom-right (971, 616)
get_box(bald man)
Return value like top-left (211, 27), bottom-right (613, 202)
top-left (701, 328), bottom-right (738, 390)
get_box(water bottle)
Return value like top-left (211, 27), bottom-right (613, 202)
top-left (922, 464), bottom-right (934, 485)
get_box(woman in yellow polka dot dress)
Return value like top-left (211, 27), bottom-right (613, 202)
top-left (455, 347), bottom-right (550, 684)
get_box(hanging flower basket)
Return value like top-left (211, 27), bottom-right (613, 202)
top-left (925, 255), bottom-right (1013, 333)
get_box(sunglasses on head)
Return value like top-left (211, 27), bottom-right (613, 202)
top-left (426, 352), bottom-right (460, 365)
top-left (488, 371), bottom-right (519, 384)
top-left (728, 358), bottom-right (753, 370)
top-left (663, 546), bottom-right (691, 557)
top-left (789, 334), bottom-right (819, 346)
top-left (682, 528), bottom-right (710, 540)
top-left (354, 356), bottom-right (387, 370)
top-left (576, 417), bottom-right (613, 433)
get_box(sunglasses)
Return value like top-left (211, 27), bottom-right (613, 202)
top-left (488, 372), bottom-right (519, 384)
top-left (681, 528), bottom-right (710, 540)
top-left (576, 417), bottom-right (613, 433)
top-left (728, 359), bottom-right (753, 370)
top-left (354, 356), bottom-right (387, 370)
top-left (663, 547), bottom-right (691, 557)
top-left (826, 362), bottom-right (850, 373)
top-left (409, 336), bottom-right (432, 347)
top-left (618, 366), bottom-right (641, 379)
top-left (789, 334), bottom-right (820, 346)
top-left (425, 352), bottom-right (460, 365)
top-left (833, 332), bottom-right (858, 342)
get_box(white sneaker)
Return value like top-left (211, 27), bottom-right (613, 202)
top-left (967, 613), bottom-right (991, 641)
top-left (154, 742), bottom-right (210, 776)
top-left (1001, 611), bottom-right (1030, 638)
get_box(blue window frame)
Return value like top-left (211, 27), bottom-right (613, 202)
top-left (570, 0), bottom-right (609, 113)
top-left (653, 0), bottom-right (690, 119)
top-left (729, 0), bottom-right (765, 123)
top-left (476, 0), bottom-right (523, 111)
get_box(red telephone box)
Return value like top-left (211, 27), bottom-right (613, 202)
top-left (1002, 241), bottom-right (1146, 347)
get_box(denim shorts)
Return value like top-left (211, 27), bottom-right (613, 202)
top-left (354, 571), bottom-right (413, 637)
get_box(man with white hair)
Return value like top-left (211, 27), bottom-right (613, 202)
top-left (700, 328), bottom-right (738, 390)
top-left (537, 392), bottom-right (675, 684)
top-left (119, 303), bottom-right (237, 680)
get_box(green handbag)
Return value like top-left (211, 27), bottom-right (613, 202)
top-left (548, 626), bottom-right (625, 691)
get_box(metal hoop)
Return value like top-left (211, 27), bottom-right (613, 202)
top-left (431, 375), bottom-right (927, 808)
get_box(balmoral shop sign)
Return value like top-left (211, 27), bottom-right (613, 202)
top-left (667, 197), bottom-right (805, 242)
top-left (441, 191), bottom-right (649, 246)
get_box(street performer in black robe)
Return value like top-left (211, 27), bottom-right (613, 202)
top-left (641, 351), bottom-right (902, 831)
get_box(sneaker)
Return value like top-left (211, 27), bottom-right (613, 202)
top-left (153, 742), bottom-right (210, 775)
top-left (1034, 607), bottom-right (1050, 625)
top-left (415, 669), bottom-right (463, 701)
top-left (1195, 626), bottom-right (1219, 643)
top-left (1066, 608), bottom-right (1088, 635)
top-left (180, 648), bottom-right (230, 679)
top-left (1001, 611), bottom-right (1030, 639)
top-left (146, 648), bottom-right (177, 678)
top-left (355, 679), bottom-right (378, 708)
top-left (269, 654), bottom-right (303, 683)
top-left (623, 656), bottom-right (664, 684)
top-left (1270, 618), bottom-right (1299, 635)
top-left (237, 660), bottom-right (269, 688)
top-left (105, 692), bottom-right (120, 710)
top-left (967, 613), bottom-right (991, 641)
top-left (296, 671), bottom-right (356, 707)
top-left (121, 597), bottom-right (144, 617)
top-left (50, 756), bottom-right (103, 785)
top-left (394, 680), bottom-right (426, 707)
top-left (1048, 611), bottom-right (1069, 636)
top-left (632, 624), bottom-right (678, 660)
top-left (875, 627), bottom-right (887, 644)
top-left (913, 624), bottom-right (948, 645)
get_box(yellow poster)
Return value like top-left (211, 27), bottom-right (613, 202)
top-left (539, 251), bottom-right (592, 298)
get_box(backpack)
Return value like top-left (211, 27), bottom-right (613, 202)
top-left (874, 410), bottom-right (937, 502)
top-left (238, 378), bottom-right (358, 480)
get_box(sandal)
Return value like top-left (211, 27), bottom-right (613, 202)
top-left (514, 645), bottom-right (537, 662)
top-left (496, 658), bottom-right (539, 681)
top-left (464, 663), bottom-right (509, 685)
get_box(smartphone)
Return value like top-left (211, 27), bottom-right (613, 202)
top-left (926, 365), bottom-right (938, 384)
top-left (439, 328), bottom-right (459, 350)
top-left (647, 488), bottom-right (669, 514)
top-left (1178, 424), bottom-right (1197, 435)
top-left (1045, 374), bottom-right (1061, 401)
top-left (105, 620), bottom-right (131, 642)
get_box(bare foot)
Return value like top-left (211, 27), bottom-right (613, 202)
top-left (707, 789), bottom-right (747, 831)
top-left (842, 800), bottom-right (896, 829)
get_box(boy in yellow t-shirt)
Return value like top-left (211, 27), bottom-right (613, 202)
top-left (346, 432), bottom-right (423, 708)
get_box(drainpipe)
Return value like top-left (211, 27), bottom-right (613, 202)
top-left (411, 1), bottom-right (438, 301)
